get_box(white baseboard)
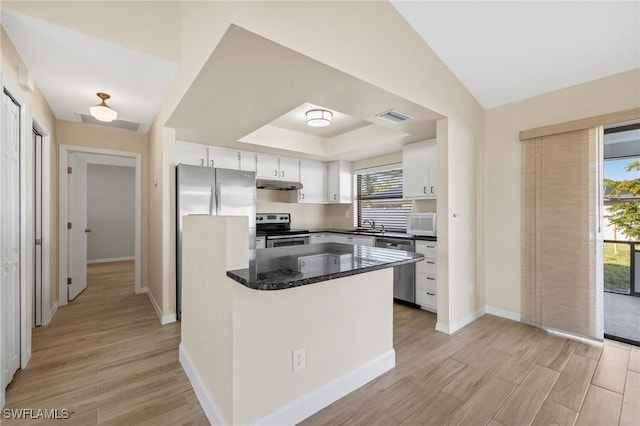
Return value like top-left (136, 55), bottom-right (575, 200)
top-left (44, 301), bottom-right (58, 325)
top-left (136, 286), bottom-right (148, 295)
top-left (254, 349), bottom-right (396, 426)
top-left (436, 308), bottom-right (486, 335)
top-left (179, 344), bottom-right (395, 426)
top-left (485, 306), bottom-right (521, 322)
top-left (87, 256), bottom-right (135, 264)
top-left (179, 344), bottom-right (227, 425)
top-left (144, 288), bottom-right (177, 325)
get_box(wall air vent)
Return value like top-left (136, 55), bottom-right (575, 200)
top-left (376, 109), bottom-right (413, 124)
top-left (78, 113), bottom-right (142, 132)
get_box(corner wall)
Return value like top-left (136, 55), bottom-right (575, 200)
top-left (484, 68), bottom-right (640, 318)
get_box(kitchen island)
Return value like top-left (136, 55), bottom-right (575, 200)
top-left (180, 215), bottom-right (423, 425)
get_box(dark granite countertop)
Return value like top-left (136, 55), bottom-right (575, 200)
top-left (307, 228), bottom-right (437, 241)
top-left (227, 242), bottom-right (424, 290)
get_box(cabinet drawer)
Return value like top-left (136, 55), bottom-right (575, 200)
top-left (416, 241), bottom-right (437, 259)
top-left (416, 258), bottom-right (437, 274)
top-left (416, 273), bottom-right (437, 293)
top-left (416, 287), bottom-right (437, 311)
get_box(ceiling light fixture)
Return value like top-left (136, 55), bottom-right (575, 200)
top-left (89, 92), bottom-right (118, 122)
top-left (305, 109), bottom-right (333, 127)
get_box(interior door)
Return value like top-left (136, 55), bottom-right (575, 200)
top-left (2, 91), bottom-right (21, 385)
top-left (34, 129), bottom-right (43, 326)
top-left (68, 153), bottom-right (88, 301)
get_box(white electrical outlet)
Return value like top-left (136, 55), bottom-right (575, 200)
top-left (293, 347), bottom-right (305, 372)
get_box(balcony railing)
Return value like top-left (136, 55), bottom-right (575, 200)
top-left (604, 240), bottom-right (639, 296)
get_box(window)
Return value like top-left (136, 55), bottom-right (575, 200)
top-left (354, 164), bottom-right (412, 230)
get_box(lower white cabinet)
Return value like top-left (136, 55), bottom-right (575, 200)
top-left (415, 241), bottom-right (437, 312)
top-left (327, 233), bottom-right (375, 246)
top-left (310, 233), bottom-right (330, 244)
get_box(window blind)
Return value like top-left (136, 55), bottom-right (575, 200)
top-left (355, 167), bottom-right (412, 230)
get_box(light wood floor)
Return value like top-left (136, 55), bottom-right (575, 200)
top-left (4, 261), bottom-right (208, 425)
top-left (5, 262), bottom-right (639, 425)
top-left (303, 304), bottom-right (640, 426)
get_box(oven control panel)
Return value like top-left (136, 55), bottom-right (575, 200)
top-left (256, 213), bottom-right (290, 224)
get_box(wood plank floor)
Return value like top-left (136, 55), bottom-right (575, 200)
top-left (4, 262), bottom-right (639, 425)
top-left (3, 261), bottom-right (208, 425)
top-left (303, 304), bottom-right (640, 426)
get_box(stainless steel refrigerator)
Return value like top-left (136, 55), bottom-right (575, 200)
top-left (176, 164), bottom-right (256, 320)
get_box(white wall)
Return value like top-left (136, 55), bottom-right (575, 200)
top-left (87, 164), bottom-right (135, 261)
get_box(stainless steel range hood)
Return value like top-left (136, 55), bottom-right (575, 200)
top-left (255, 178), bottom-right (303, 191)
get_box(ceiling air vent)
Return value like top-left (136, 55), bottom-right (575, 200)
top-left (78, 113), bottom-right (142, 132)
top-left (376, 109), bottom-right (413, 124)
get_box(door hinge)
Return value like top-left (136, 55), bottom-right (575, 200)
top-left (67, 166), bottom-right (72, 174)
top-left (67, 277), bottom-right (72, 285)
top-left (67, 222), bottom-right (72, 230)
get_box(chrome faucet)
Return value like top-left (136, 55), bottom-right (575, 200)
top-left (363, 219), bottom-right (376, 229)
top-left (378, 224), bottom-right (385, 233)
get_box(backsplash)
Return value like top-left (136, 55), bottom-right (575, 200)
top-left (257, 190), bottom-right (329, 229)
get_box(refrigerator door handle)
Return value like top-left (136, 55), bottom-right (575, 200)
top-left (210, 183), bottom-right (216, 215)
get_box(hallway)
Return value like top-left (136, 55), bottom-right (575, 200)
top-left (4, 261), bottom-right (208, 425)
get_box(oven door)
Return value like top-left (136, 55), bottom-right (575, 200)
top-left (266, 234), bottom-right (310, 248)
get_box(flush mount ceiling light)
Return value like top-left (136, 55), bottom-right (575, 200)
top-left (305, 109), bottom-right (333, 127)
top-left (89, 92), bottom-right (118, 122)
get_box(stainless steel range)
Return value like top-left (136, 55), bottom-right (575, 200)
top-left (256, 213), bottom-right (310, 248)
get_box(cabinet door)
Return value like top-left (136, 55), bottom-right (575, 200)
top-left (327, 161), bottom-right (352, 203)
top-left (351, 235), bottom-right (375, 246)
top-left (279, 157), bottom-right (300, 181)
top-left (329, 234), bottom-right (351, 244)
top-left (310, 233), bottom-right (329, 244)
top-left (299, 160), bottom-right (327, 203)
top-left (208, 146), bottom-right (239, 169)
top-left (402, 141), bottom-right (430, 198)
top-left (239, 151), bottom-right (256, 172)
top-left (415, 272), bottom-right (437, 311)
top-left (256, 154), bottom-right (279, 178)
top-left (425, 141), bottom-right (437, 196)
top-left (416, 241), bottom-right (437, 259)
top-left (175, 141), bottom-right (208, 167)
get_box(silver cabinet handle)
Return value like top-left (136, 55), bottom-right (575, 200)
top-left (426, 292), bottom-right (435, 296)
top-left (85, 229), bottom-right (92, 233)
top-left (301, 260), bottom-right (305, 267)
top-left (200, 159), bottom-right (204, 166)
top-left (210, 160), bottom-right (214, 167)
top-left (273, 170), bottom-right (278, 176)
top-left (423, 186), bottom-right (427, 194)
top-left (431, 186), bottom-right (435, 194)
top-left (427, 261), bottom-right (435, 264)
top-left (347, 237), bottom-right (353, 240)
top-left (427, 245), bottom-right (435, 249)
top-left (333, 194), bottom-right (337, 200)
top-left (281, 170), bottom-right (284, 178)
top-left (427, 277), bottom-right (435, 281)
top-left (301, 193), bottom-right (305, 200)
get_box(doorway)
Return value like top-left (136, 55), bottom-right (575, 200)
top-left (58, 145), bottom-right (142, 307)
top-left (602, 122), bottom-right (640, 345)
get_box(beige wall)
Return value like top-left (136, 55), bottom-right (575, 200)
top-left (56, 120), bottom-right (149, 293)
top-left (2, 27), bottom-right (58, 310)
top-left (149, 1), bottom-right (485, 328)
top-left (484, 68), bottom-right (640, 317)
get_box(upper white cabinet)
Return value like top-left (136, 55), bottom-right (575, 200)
top-left (327, 161), bottom-right (352, 204)
top-left (256, 154), bottom-right (300, 181)
top-left (403, 139), bottom-right (437, 199)
top-left (292, 160), bottom-right (328, 203)
top-left (175, 141), bottom-right (208, 167)
top-left (176, 141), bottom-right (241, 170)
top-left (208, 146), bottom-right (239, 169)
top-left (239, 151), bottom-right (256, 172)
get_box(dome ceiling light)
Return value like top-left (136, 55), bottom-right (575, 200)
top-left (305, 109), bottom-right (333, 127)
top-left (89, 92), bottom-right (118, 122)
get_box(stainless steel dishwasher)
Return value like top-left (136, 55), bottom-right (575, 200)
top-left (375, 237), bottom-right (415, 303)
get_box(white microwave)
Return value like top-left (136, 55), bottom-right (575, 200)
top-left (406, 213), bottom-right (437, 236)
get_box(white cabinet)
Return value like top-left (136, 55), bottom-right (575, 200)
top-left (256, 154), bottom-right (300, 181)
top-left (327, 160), bottom-right (352, 204)
top-left (415, 240), bottom-right (437, 312)
top-left (292, 160), bottom-right (328, 203)
top-left (239, 151), bottom-right (256, 172)
top-left (207, 146), bottom-right (239, 169)
top-left (175, 140), bottom-right (208, 166)
top-left (175, 141), bottom-right (241, 170)
top-left (310, 233), bottom-right (330, 244)
top-left (328, 233), bottom-right (375, 247)
top-left (403, 139), bottom-right (437, 199)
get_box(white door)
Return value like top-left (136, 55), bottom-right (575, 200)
top-left (2, 91), bottom-right (21, 386)
top-left (68, 153), bottom-right (88, 301)
top-left (34, 129), bottom-right (43, 326)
